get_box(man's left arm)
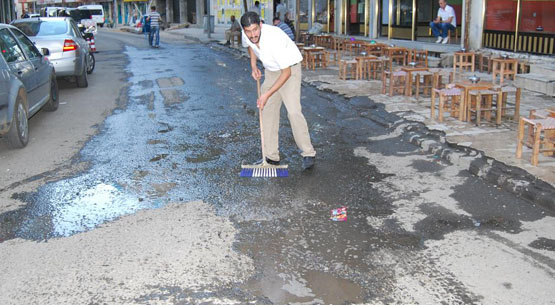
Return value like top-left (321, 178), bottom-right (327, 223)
top-left (257, 67), bottom-right (291, 109)
top-left (444, 7), bottom-right (454, 24)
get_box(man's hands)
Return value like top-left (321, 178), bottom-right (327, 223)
top-left (257, 92), bottom-right (270, 109)
top-left (251, 67), bottom-right (262, 81)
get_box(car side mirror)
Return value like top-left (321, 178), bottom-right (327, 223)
top-left (41, 48), bottom-right (50, 56)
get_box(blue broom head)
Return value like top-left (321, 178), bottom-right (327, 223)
top-left (240, 167), bottom-right (289, 177)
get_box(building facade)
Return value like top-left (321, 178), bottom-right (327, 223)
top-left (293, 0), bottom-right (553, 55)
top-left (1, 0), bottom-right (16, 23)
top-left (17, 0), bottom-right (203, 26)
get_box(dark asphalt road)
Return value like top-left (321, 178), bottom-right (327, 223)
top-left (1, 31), bottom-right (554, 304)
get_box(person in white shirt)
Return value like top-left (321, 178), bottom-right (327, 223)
top-left (241, 11), bottom-right (316, 170)
top-left (275, 0), bottom-right (287, 21)
top-left (429, 0), bottom-right (456, 44)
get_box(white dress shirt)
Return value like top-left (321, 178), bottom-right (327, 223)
top-left (438, 4), bottom-right (456, 27)
top-left (242, 24), bottom-right (303, 72)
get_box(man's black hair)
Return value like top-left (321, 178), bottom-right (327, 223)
top-left (151, 6), bottom-right (156, 10)
top-left (241, 11), bottom-right (260, 28)
top-left (273, 17), bottom-right (280, 22)
top-left (255, 1), bottom-right (260, 5)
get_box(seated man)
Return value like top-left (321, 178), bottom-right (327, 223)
top-left (429, 0), bottom-right (456, 44)
top-left (224, 15), bottom-right (241, 45)
top-left (273, 17), bottom-right (294, 41)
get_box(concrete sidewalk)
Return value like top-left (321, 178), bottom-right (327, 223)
top-left (165, 25), bottom-right (227, 44)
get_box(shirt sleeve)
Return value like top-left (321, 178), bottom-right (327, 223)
top-left (447, 7), bottom-right (455, 18)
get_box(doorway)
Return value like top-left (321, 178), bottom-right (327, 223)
top-left (347, 0), bottom-right (365, 35)
top-left (379, 0), bottom-right (461, 42)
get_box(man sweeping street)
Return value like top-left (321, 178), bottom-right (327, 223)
top-left (241, 11), bottom-right (316, 170)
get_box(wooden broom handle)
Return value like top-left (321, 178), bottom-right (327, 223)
top-left (257, 79), bottom-right (267, 165)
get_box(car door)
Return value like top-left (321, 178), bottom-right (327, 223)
top-left (0, 29), bottom-right (35, 108)
top-left (9, 28), bottom-right (51, 112)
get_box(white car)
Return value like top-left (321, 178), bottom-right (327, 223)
top-left (77, 5), bottom-right (105, 27)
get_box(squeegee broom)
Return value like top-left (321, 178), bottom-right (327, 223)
top-left (240, 79), bottom-right (289, 178)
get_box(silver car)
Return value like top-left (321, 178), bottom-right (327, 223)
top-left (0, 24), bottom-right (58, 148)
top-left (12, 17), bottom-right (91, 87)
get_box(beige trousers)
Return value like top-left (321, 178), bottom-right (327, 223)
top-left (261, 63), bottom-right (316, 161)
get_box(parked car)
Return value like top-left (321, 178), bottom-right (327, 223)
top-left (11, 17), bottom-right (92, 87)
top-left (0, 24), bottom-right (58, 148)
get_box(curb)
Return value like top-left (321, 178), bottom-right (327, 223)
top-left (403, 123), bottom-right (555, 213)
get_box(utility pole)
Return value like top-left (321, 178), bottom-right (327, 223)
top-left (206, 0), bottom-right (211, 39)
top-left (113, 0), bottom-right (117, 27)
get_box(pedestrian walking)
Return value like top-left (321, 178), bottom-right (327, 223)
top-left (240, 12), bottom-right (316, 169)
top-left (146, 6), bottom-right (161, 48)
top-left (141, 14), bottom-right (150, 42)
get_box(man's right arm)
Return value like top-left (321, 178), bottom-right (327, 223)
top-left (248, 47), bottom-right (261, 80)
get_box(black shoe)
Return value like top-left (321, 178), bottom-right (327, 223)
top-left (302, 156), bottom-right (315, 170)
top-left (255, 158), bottom-right (280, 166)
top-left (224, 41), bottom-right (231, 46)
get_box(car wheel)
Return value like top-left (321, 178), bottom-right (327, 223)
top-left (5, 92), bottom-right (29, 149)
top-left (76, 64), bottom-right (88, 88)
top-left (87, 52), bottom-right (95, 74)
top-left (44, 75), bottom-right (59, 112)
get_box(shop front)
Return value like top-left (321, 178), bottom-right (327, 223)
top-left (378, 0), bottom-right (462, 42)
top-left (482, 0), bottom-right (554, 55)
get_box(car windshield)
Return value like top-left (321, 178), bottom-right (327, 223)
top-left (13, 21), bottom-right (68, 37)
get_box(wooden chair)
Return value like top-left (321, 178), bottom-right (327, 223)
top-left (477, 52), bottom-right (492, 73)
top-left (385, 47), bottom-right (407, 68)
top-left (339, 59), bottom-right (358, 80)
top-left (493, 85), bottom-right (521, 123)
top-left (414, 71), bottom-right (434, 98)
top-left (516, 110), bottom-right (555, 166)
top-left (382, 70), bottom-right (407, 96)
top-left (467, 90), bottom-right (497, 125)
top-left (230, 33), bottom-right (241, 46)
top-left (430, 68), bottom-right (454, 90)
top-left (447, 27), bottom-right (459, 43)
top-left (453, 51), bottom-right (475, 77)
top-left (408, 49), bottom-right (428, 67)
top-left (367, 59), bottom-right (385, 80)
top-left (431, 84), bottom-right (464, 122)
top-left (308, 51), bottom-right (327, 70)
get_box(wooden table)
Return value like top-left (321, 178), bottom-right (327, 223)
top-left (455, 80), bottom-right (494, 121)
top-left (362, 43), bottom-right (386, 57)
top-left (343, 40), bottom-right (365, 56)
top-left (401, 66), bottom-right (429, 96)
top-left (314, 34), bottom-right (332, 48)
top-left (492, 58), bottom-right (519, 85)
top-left (302, 47), bottom-right (326, 70)
top-left (453, 51), bottom-right (475, 75)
